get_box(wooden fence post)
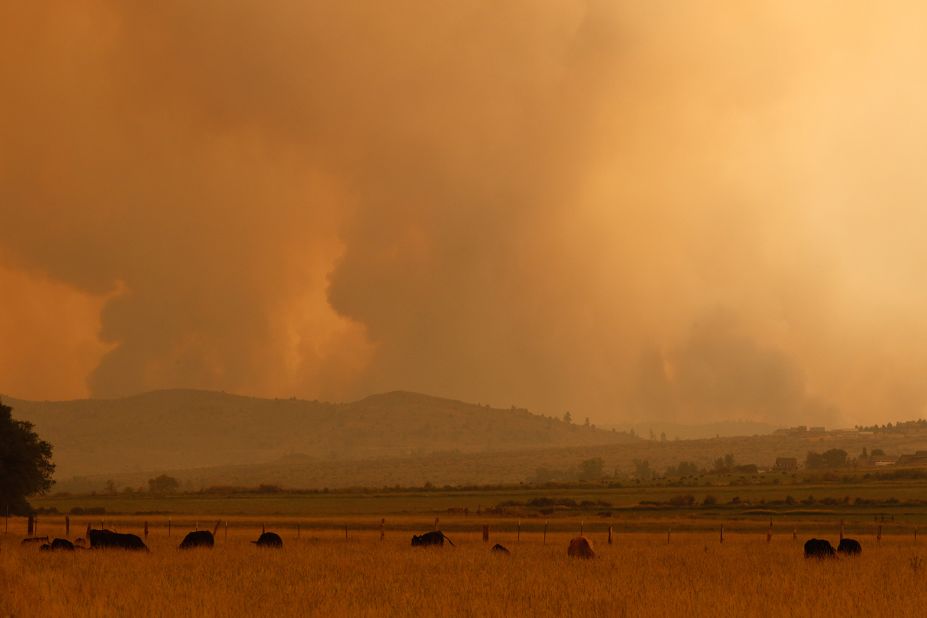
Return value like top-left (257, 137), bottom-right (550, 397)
top-left (434, 517), bottom-right (439, 531)
top-left (344, 523), bottom-right (348, 542)
top-left (840, 519), bottom-right (844, 542)
top-left (543, 521), bottom-right (548, 545)
top-left (144, 521), bottom-right (149, 540)
top-left (517, 521), bottom-right (521, 544)
top-left (793, 528), bottom-right (797, 541)
top-left (65, 516), bottom-right (70, 537)
top-left (379, 519), bottom-right (384, 541)
top-left (482, 524), bottom-right (489, 543)
top-left (767, 520), bottom-right (772, 544)
top-left (877, 525), bottom-right (882, 544)
top-left (720, 525), bottom-right (724, 544)
top-left (580, 521), bottom-right (584, 536)
top-left (667, 529), bottom-right (671, 544)
top-left (608, 526), bottom-right (613, 545)
top-left (224, 521), bottom-right (228, 543)
top-left (27, 514), bottom-right (34, 536)
top-left (298, 523), bottom-right (302, 540)
top-left (168, 518), bottom-right (172, 537)
top-left (916, 527), bottom-right (919, 542)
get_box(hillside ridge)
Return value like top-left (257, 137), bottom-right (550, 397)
top-left (2, 389), bottom-right (636, 482)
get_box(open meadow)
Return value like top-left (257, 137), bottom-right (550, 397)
top-left (2, 515), bottom-right (927, 618)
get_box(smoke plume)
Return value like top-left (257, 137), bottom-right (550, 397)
top-left (2, 2), bottom-right (927, 425)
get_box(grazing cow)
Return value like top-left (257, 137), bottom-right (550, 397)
top-left (50, 538), bottom-right (75, 551)
top-left (179, 531), bottom-right (214, 549)
top-left (567, 537), bottom-right (595, 559)
top-left (179, 522), bottom-right (221, 549)
top-left (411, 531), bottom-right (455, 547)
top-left (804, 538), bottom-right (837, 559)
top-left (838, 538), bottom-right (862, 556)
top-left (490, 543), bottom-right (510, 555)
top-left (88, 529), bottom-right (148, 551)
top-left (252, 532), bottom-right (283, 548)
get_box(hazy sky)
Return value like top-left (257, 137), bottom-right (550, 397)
top-left (2, 2), bottom-right (927, 426)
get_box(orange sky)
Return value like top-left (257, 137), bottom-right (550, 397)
top-left (2, 2), bottom-right (927, 426)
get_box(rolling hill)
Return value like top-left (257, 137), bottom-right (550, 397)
top-left (3, 389), bottom-right (636, 482)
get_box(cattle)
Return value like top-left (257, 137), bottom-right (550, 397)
top-left (88, 529), bottom-right (148, 551)
top-left (411, 531), bottom-right (455, 547)
top-left (490, 543), bottom-right (510, 555)
top-left (50, 538), bottom-right (75, 551)
top-left (179, 522), bottom-right (221, 549)
top-left (804, 538), bottom-right (837, 559)
top-left (179, 531), bottom-right (214, 549)
top-left (252, 532), bottom-right (283, 548)
top-left (838, 538), bottom-right (862, 556)
top-left (568, 536), bottom-right (595, 559)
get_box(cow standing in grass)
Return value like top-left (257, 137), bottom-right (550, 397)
top-left (252, 532), bottom-right (283, 548)
top-left (87, 528), bottom-right (148, 551)
top-left (838, 538), bottom-right (862, 556)
top-left (411, 531), bottom-right (454, 547)
top-left (179, 522), bottom-right (221, 549)
top-left (804, 538), bottom-right (836, 558)
top-left (568, 537), bottom-right (595, 559)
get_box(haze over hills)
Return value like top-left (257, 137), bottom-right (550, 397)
top-left (604, 420), bottom-right (782, 441)
top-left (3, 389), bottom-right (636, 482)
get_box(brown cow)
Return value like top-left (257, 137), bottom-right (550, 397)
top-left (568, 536), bottom-right (595, 559)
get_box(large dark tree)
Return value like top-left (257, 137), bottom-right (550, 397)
top-left (0, 401), bottom-right (54, 514)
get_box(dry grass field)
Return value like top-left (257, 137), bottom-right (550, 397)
top-left (2, 518), bottom-right (926, 617)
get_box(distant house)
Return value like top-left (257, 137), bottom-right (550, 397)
top-left (895, 451), bottom-right (927, 466)
top-left (775, 457), bottom-right (798, 472)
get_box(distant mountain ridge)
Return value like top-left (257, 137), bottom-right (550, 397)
top-left (2, 389), bottom-right (636, 481)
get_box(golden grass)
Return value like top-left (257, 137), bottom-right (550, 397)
top-left (2, 523), bottom-right (926, 617)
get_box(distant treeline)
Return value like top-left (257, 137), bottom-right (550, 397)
top-left (856, 419), bottom-right (927, 433)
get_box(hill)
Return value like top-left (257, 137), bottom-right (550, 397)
top-left (2, 389), bottom-right (635, 481)
top-left (50, 424), bottom-right (927, 494)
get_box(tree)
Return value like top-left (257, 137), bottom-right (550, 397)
top-left (713, 453), bottom-right (736, 473)
top-left (633, 459), bottom-right (653, 481)
top-left (578, 457), bottom-right (605, 481)
top-left (562, 411), bottom-right (573, 424)
top-left (0, 401), bottom-right (54, 515)
top-left (104, 480), bottom-right (117, 495)
top-left (148, 474), bottom-right (180, 494)
top-left (805, 449), bottom-right (848, 469)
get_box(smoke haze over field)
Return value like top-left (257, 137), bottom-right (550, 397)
top-left (2, 2), bottom-right (927, 426)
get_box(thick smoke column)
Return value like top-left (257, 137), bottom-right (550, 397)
top-left (2, 2), bottom-right (927, 425)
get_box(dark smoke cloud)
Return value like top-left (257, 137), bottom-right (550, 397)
top-left (2, 2), bottom-right (927, 425)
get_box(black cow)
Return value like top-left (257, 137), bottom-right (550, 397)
top-left (838, 538), bottom-right (862, 556)
top-left (179, 522), bottom-right (220, 549)
top-left (804, 538), bottom-right (836, 559)
top-left (252, 532), bottom-right (283, 548)
top-left (490, 543), bottom-right (510, 555)
top-left (411, 531), bottom-right (455, 547)
top-left (179, 531), bottom-right (215, 549)
top-left (50, 538), bottom-right (75, 551)
top-left (88, 529), bottom-right (148, 551)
